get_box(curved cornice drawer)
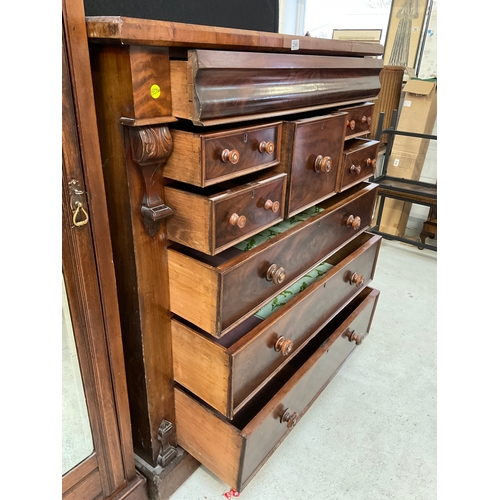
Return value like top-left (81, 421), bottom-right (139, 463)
top-left (170, 50), bottom-right (383, 126)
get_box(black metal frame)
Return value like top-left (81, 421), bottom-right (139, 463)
top-left (370, 109), bottom-right (437, 251)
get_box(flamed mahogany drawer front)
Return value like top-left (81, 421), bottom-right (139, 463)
top-left (167, 182), bottom-right (379, 337)
top-left (172, 232), bottom-right (381, 418)
top-left (342, 102), bottom-right (375, 140)
top-left (164, 172), bottom-right (286, 255)
top-left (336, 138), bottom-right (380, 192)
top-left (175, 287), bottom-right (380, 491)
top-left (281, 112), bottom-right (347, 217)
top-left (164, 122), bottom-right (282, 187)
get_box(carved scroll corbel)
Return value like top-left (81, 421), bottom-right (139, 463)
top-left (129, 125), bottom-right (173, 237)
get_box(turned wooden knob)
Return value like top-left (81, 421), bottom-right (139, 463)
top-left (229, 213), bottom-right (246, 228)
top-left (350, 164), bottom-right (361, 175)
top-left (347, 119), bottom-right (356, 130)
top-left (266, 263), bottom-right (286, 284)
top-left (221, 149), bottom-right (240, 164)
top-left (361, 115), bottom-right (372, 125)
top-left (366, 158), bottom-right (376, 167)
top-left (280, 408), bottom-right (298, 429)
top-left (346, 329), bottom-right (365, 345)
top-left (264, 199), bottom-right (280, 213)
top-left (274, 336), bottom-right (293, 356)
top-left (349, 271), bottom-right (364, 288)
top-left (314, 155), bottom-right (332, 173)
top-left (346, 215), bottom-right (361, 230)
top-left (259, 141), bottom-right (275, 154)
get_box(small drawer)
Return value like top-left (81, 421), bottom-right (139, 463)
top-left (175, 287), bottom-right (380, 492)
top-left (164, 122), bottom-right (282, 187)
top-left (172, 231), bottom-right (381, 418)
top-left (342, 102), bottom-right (375, 140)
top-left (168, 182), bottom-right (379, 337)
top-left (164, 172), bottom-right (286, 255)
top-left (280, 112), bottom-right (347, 217)
top-left (336, 138), bottom-right (380, 192)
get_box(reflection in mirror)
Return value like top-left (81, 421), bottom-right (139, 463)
top-left (62, 274), bottom-right (94, 475)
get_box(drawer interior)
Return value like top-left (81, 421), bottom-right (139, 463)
top-left (168, 181), bottom-right (374, 267)
top-left (173, 231), bottom-right (379, 351)
top-left (231, 286), bottom-right (378, 429)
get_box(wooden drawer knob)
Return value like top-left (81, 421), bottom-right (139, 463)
top-left (280, 408), bottom-right (298, 429)
top-left (347, 119), bottom-right (356, 130)
top-left (314, 155), bottom-right (332, 173)
top-left (349, 271), bottom-right (364, 288)
top-left (221, 149), bottom-right (240, 164)
top-left (346, 215), bottom-right (361, 230)
top-left (350, 164), bottom-right (361, 175)
top-left (266, 263), bottom-right (286, 284)
top-left (274, 336), bottom-right (293, 356)
top-left (346, 329), bottom-right (365, 345)
top-left (361, 115), bottom-right (372, 125)
top-left (366, 158), bottom-right (376, 167)
top-left (264, 199), bottom-right (280, 213)
top-left (259, 141), bottom-right (275, 154)
top-left (229, 213), bottom-right (246, 228)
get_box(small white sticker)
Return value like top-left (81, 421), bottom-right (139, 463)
top-left (393, 159), bottom-right (400, 167)
top-left (291, 39), bottom-right (300, 51)
top-left (404, 100), bottom-right (412, 107)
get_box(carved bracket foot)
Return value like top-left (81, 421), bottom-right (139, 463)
top-left (157, 419), bottom-right (177, 468)
top-left (128, 125), bottom-right (173, 237)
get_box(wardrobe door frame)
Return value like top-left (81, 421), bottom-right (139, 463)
top-left (62, 0), bottom-right (147, 498)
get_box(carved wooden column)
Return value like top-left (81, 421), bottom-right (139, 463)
top-left (88, 42), bottom-right (200, 499)
top-left (120, 124), bottom-right (177, 467)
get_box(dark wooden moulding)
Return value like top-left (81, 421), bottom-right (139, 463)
top-left (171, 50), bottom-right (383, 125)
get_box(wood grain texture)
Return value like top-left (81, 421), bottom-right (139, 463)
top-left (167, 182), bottom-right (379, 337)
top-left (282, 112), bottom-right (347, 217)
top-left (172, 320), bottom-right (231, 415)
top-left (239, 288), bottom-right (380, 489)
top-left (169, 233), bottom-right (381, 418)
top-left (129, 45), bottom-right (172, 119)
top-left (230, 233), bottom-right (381, 413)
top-left (86, 16), bottom-right (384, 57)
top-left (164, 129), bottom-right (203, 186)
top-left (164, 122), bottom-right (281, 187)
top-left (170, 60), bottom-right (191, 118)
top-left (89, 41), bottom-right (177, 466)
top-left (175, 387), bottom-right (243, 488)
top-left (342, 102), bottom-right (375, 140)
top-left (172, 50), bottom-right (381, 124)
top-left (165, 173), bottom-right (286, 255)
top-left (174, 288), bottom-right (380, 491)
top-left (336, 138), bottom-right (380, 192)
top-left (168, 250), bottom-right (220, 334)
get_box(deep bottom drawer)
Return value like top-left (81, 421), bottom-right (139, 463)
top-left (175, 287), bottom-right (380, 491)
top-left (172, 232), bottom-right (381, 418)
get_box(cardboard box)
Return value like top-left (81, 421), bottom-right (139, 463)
top-left (376, 197), bottom-right (412, 237)
top-left (392, 79), bottom-right (437, 158)
top-left (386, 149), bottom-right (427, 181)
top-left (378, 78), bottom-right (437, 236)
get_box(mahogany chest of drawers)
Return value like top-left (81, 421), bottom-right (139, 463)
top-left (86, 16), bottom-right (383, 496)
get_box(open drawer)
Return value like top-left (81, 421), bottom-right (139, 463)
top-left (164, 172), bottom-right (286, 255)
top-left (172, 231), bottom-right (381, 418)
top-left (168, 182), bottom-right (378, 337)
top-left (175, 287), bottom-right (381, 491)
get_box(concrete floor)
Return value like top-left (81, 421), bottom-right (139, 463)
top-left (169, 234), bottom-right (437, 500)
